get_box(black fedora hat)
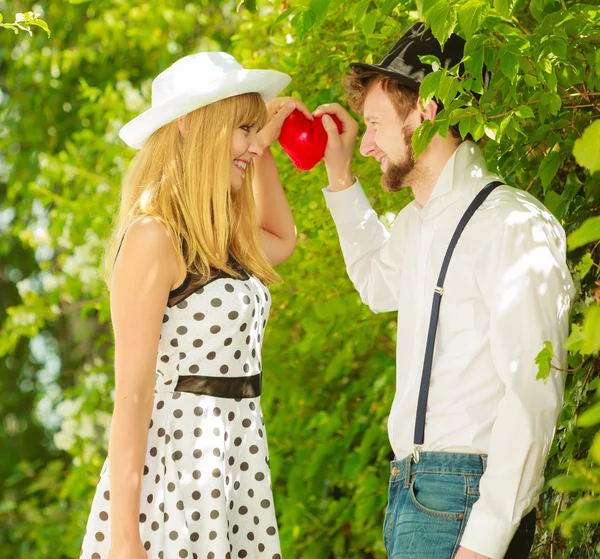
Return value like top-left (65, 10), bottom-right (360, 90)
top-left (351, 22), bottom-right (489, 94)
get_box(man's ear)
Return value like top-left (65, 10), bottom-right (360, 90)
top-left (177, 116), bottom-right (186, 136)
top-left (418, 98), bottom-right (439, 122)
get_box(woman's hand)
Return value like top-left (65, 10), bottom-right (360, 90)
top-left (257, 96), bottom-right (313, 149)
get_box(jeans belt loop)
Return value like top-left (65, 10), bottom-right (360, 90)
top-left (404, 454), bottom-right (412, 488)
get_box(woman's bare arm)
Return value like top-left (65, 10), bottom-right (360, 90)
top-left (107, 217), bottom-right (179, 546)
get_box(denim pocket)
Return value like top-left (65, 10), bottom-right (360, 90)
top-left (409, 472), bottom-right (467, 519)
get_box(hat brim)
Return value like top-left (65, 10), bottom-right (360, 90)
top-left (350, 63), bottom-right (421, 94)
top-left (119, 69), bottom-right (291, 149)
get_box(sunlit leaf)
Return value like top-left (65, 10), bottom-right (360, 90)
top-left (573, 120), bottom-right (600, 174)
top-left (568, 216), bottom-right (600, 250)
top-left (535, 341), bottom-right (554, 380)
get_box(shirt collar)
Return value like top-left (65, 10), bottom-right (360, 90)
top-left (415, 141), bottom-right (488, 215)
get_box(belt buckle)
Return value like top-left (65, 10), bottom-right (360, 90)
top-left (413, 445), bottom-right (422, 464)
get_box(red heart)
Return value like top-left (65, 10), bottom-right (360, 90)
top-left (278, 110), bottom-right (343, 171)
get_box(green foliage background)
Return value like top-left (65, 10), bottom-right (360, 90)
top-left (0, 0), bottom-right (599, 557)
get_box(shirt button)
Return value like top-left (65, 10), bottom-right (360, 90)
top-left (391, 466), bottom-right (400, 476)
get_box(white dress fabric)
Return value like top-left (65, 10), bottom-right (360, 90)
top-left (81, 262), bottom-right (282, 559)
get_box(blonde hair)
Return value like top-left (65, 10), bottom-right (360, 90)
top-left (103, 92), bottom-right (281, 287)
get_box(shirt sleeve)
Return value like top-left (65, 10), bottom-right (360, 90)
top-left (322, 179), bottom-right (402, 314)
top-left (459, 210), bottom-right (574, 558)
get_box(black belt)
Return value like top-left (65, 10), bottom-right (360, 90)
top-left (175, 373), bottom-right (261, 399)
top-left (413, 181), bottom-right (503, 463)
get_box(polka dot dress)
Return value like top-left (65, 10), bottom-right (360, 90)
top-left (80, 264), bottom-right (282, 559)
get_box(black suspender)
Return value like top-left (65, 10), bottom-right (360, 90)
top-left (412, 180), bottom-right (503, 463)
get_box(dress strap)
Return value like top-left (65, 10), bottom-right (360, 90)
top-left (169, 272), bottom-right (192, 296)
top-left (113, 232), bottom-right (126, 266)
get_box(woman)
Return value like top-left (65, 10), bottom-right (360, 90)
top-left (80, 52), bottom-right (309, 559)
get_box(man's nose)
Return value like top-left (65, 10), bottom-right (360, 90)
top-left (360, 128), bottom-right (376, 157)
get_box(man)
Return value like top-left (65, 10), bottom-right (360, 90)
top-left (314, 22), bottom-right (574, 559)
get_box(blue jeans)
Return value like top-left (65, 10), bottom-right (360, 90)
top-left (383, 452), bottom-right (536, 559)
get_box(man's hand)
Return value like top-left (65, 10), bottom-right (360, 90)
top-left (258, 96), bottom-right (313, 150)
top-left (454, 547), bottom-right (492, 559)
top-left (313, 103), bottom-right (359, 191)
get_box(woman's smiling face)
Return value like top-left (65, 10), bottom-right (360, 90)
top-left (230, 123), bottom-right (263, 191)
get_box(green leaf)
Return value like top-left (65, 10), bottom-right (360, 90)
top-left (437, 74), bottom-right (460, 107)
top-left (529, 0), bottom-right (550, 22)
top-left (310, 0), bottom-right (331, 23)
top-left (484, 122), bottom-right (499, 141)
top-left (352, 0), bottom-right (370, 26)
top-left (381, 0), bottom-right (400, 13)
top-left (523, 74), bottom-right (538, 87)
top-left (494, 0), bottom-right (516, 18)
top-left (362, 9), bottom-right (377, 37)
top-left (578, 399), bottom-right (600, 428)
top-left (470, 120), bottom-right (485, 141)
top-left (238, 0), bottom-right (257, 11)
top-left (567, 216), bottom-right (600, 250)
top-left (457, 0), bottom-right (487, 39)
top-left (576, 253), bottom-right (595, 280)
top-left (571, 498), bottom-right (600, 524)
top-left (573, 120), bottom-right (600, 174)
top-left (436, 113), bottom-right (451, 138)
top-left (581, 304), bottom-right (600, 355)
top-left (535, 341), bottom-right (554, 380)
top-left (550, 474), bottom-right (594, 492)
top-left (419, 70), bottom-right (442, 108)
top-left (549, 93), bottom-right (562, 115)
top-left (412, 119), bottom-right (436, 159)
top-left (458, 114), bottom-right (474, 139)
top-left (291, 10), bottom-right (317, 40)
top-left (500, 52), bottom-right (519, 81)
top-left (591, 434), bottom-right (600, 465)
top-left (28, 18), bottom-right (51, 37)
top-left (516, 105), bottom-right (535, 119)
top-left (545, 36), bottom-right (567, 61)
top-left (269, 8), bottom-right (293, 34)
top-left (564, 323), bottom-right (585, 353)
top-left (416, 0), bottom-right (439, 18)
top-left (544, 191), bottom-right (566, 220)
top-left (419, 55), bottom-right (441, 71)
top-left (425, 3), bottom-right (457, 47)
top-left (538, 151), bottom-right (561, 192)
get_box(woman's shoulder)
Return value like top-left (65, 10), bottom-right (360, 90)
top-left (123, 216), bottom-right (174, 249)
top-left (116, 216), bottom-right (181, 271)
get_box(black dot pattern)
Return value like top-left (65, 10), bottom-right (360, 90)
top-left (80, 269), bottom-right (279, 557)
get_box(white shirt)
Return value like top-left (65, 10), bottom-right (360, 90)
top-left (322, 141), bottom-right (574, 559)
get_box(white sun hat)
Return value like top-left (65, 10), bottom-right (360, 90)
top-left (118, 52), bottom-right (291, 149)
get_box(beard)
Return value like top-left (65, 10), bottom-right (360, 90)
top-left (381, 122), bottom-right (417, 193)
